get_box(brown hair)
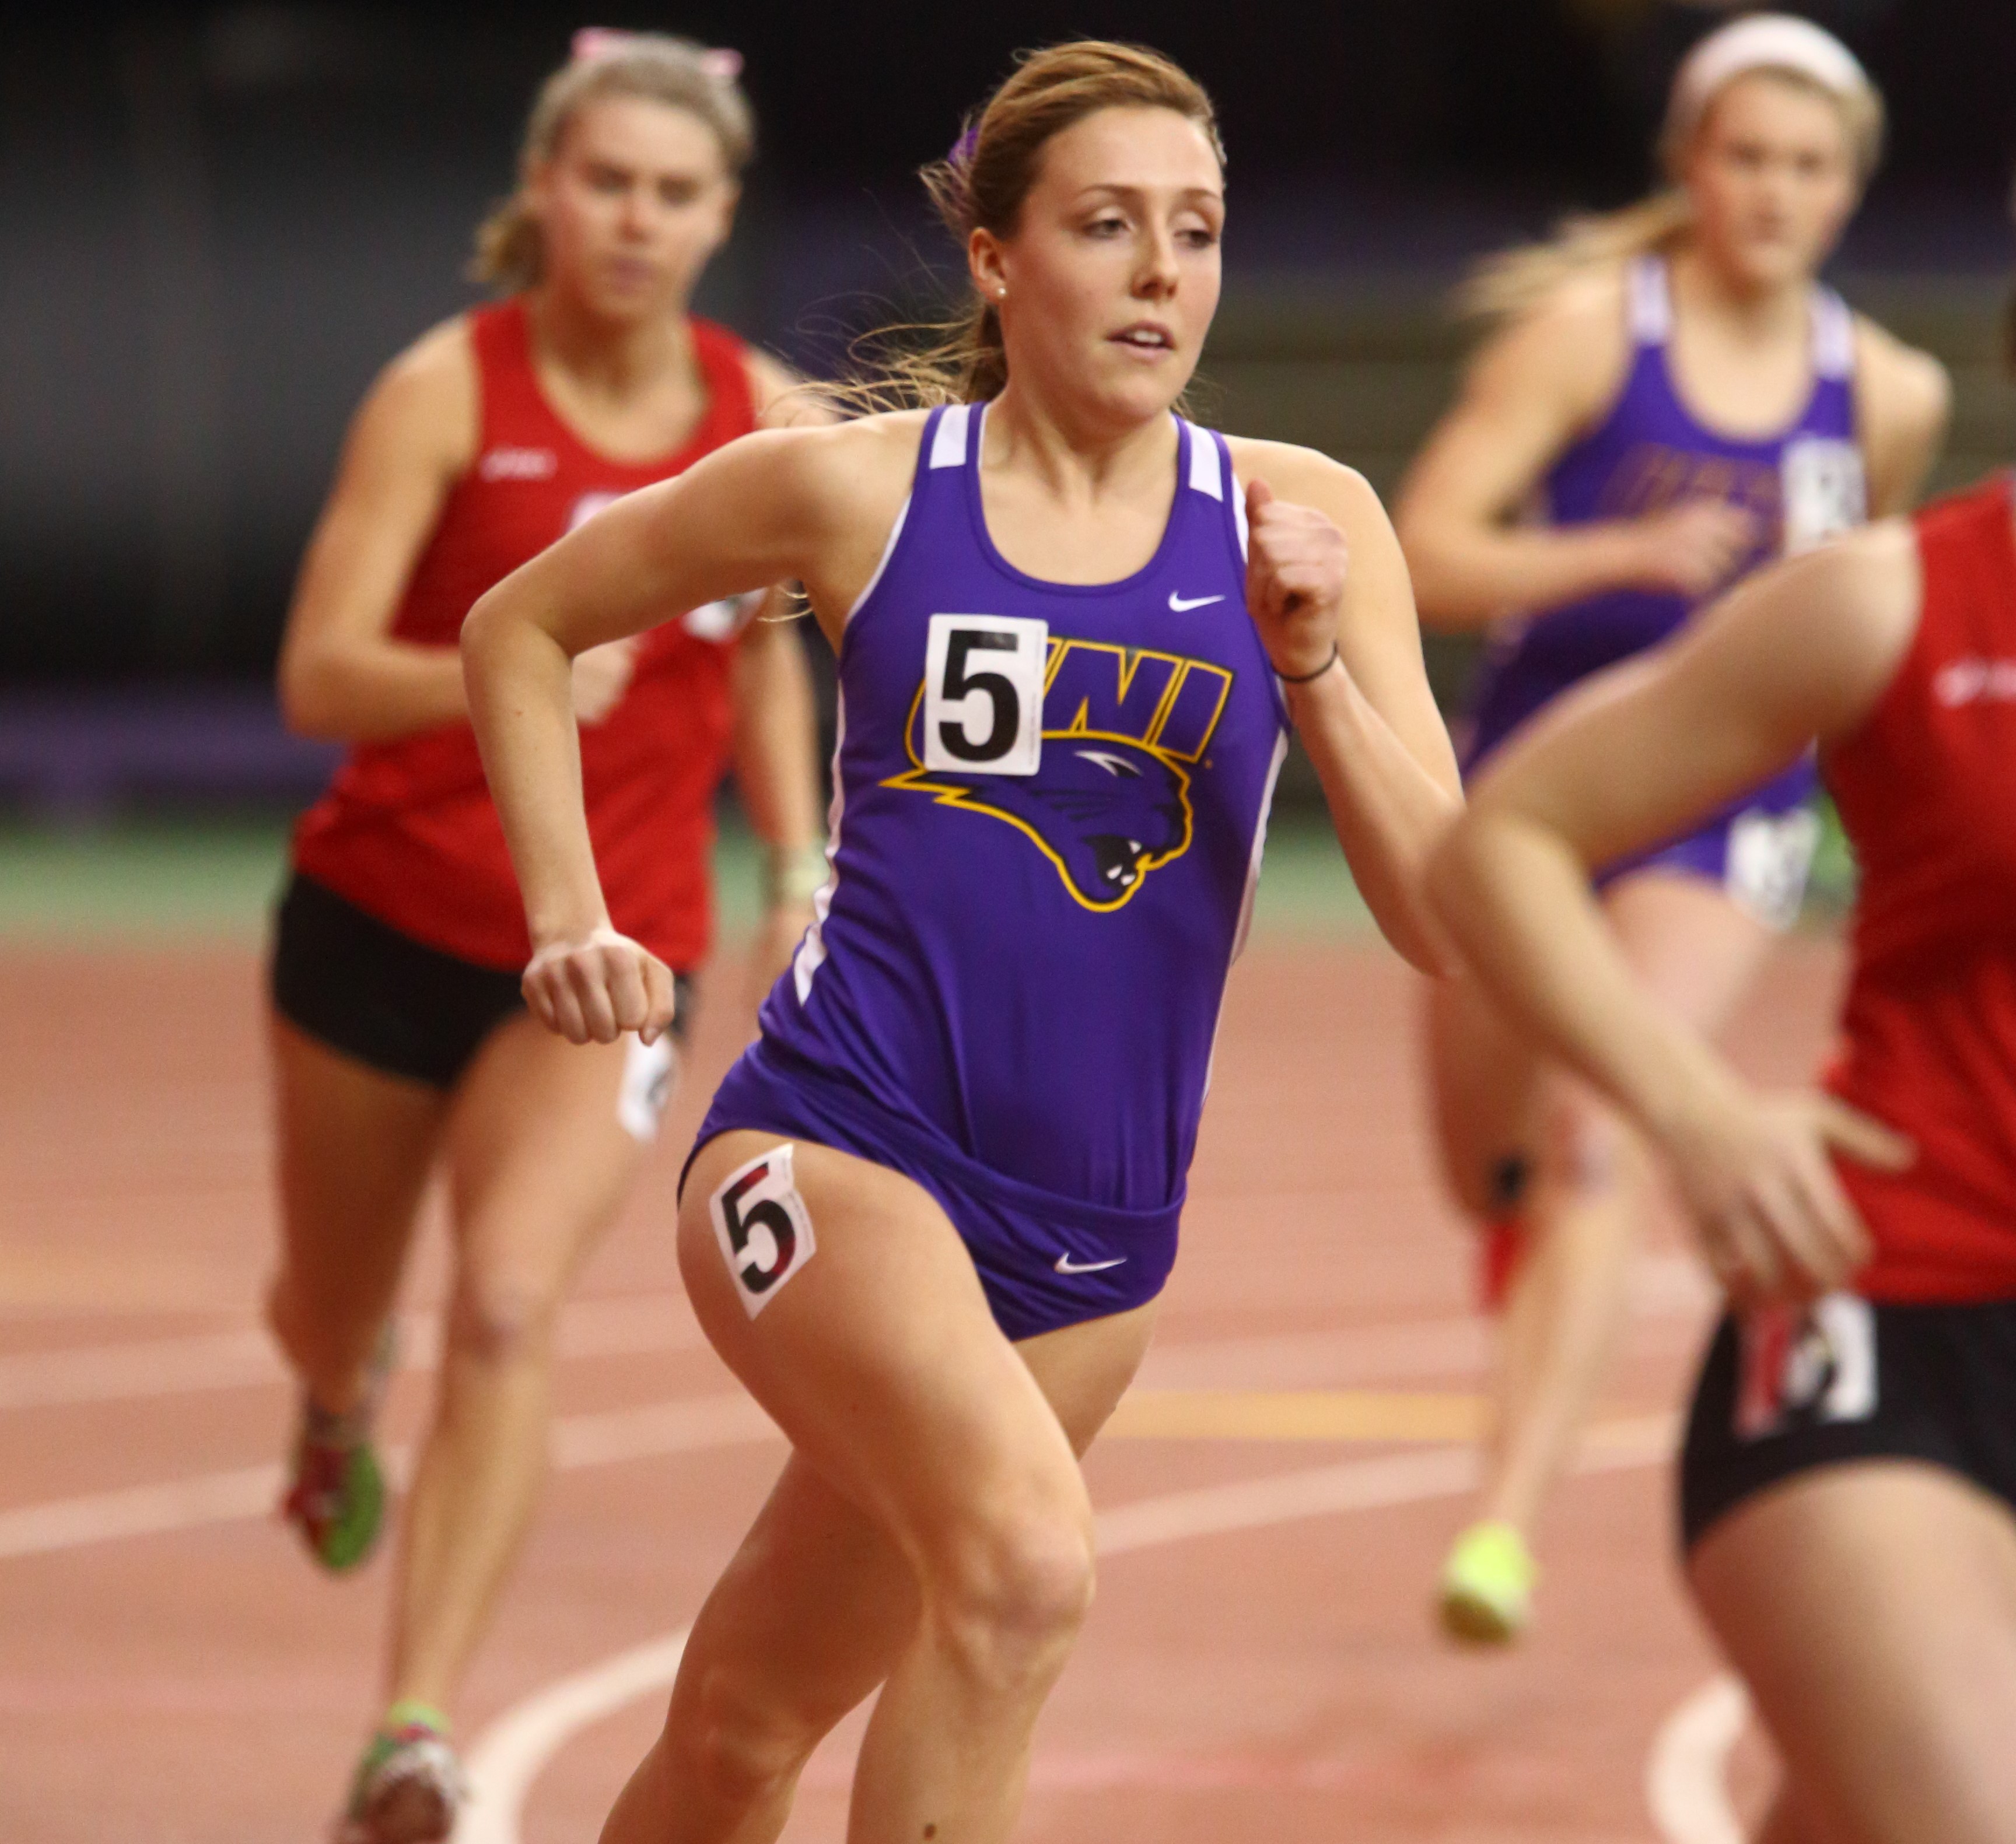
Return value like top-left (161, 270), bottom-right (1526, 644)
top-left (1462, 65), bottom-right (1882, 326)
top-left (876, 40), bottom-right (1223, 406)
top-left (472, 33), bottom-right (754, 293)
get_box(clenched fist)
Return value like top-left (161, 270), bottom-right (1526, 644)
top-left (1244, 478), bottom-right (1348, 681)
top-left (523, 926), bottom-right (678, 1046)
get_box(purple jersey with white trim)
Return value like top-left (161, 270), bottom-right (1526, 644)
top-left (755, 404), bottom-right (1289, 1215)
top-left (1465, 255), bottom-right (1865, 779)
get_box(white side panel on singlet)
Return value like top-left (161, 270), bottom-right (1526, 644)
top-left (929, 402), bottom-right (973, 469)
top-left (1628, 257), bottom-right (1675, 343)
top-left (791, 689), bottom-right (848, 1005)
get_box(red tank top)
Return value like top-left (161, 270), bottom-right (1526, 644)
top-left (1823, 475), bottom-right (2016, 1301)
top-left (292, 300), bottom-right (761, 972)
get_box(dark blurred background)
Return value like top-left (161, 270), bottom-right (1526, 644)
top-left (3, 0), bottom-right (2014, 823)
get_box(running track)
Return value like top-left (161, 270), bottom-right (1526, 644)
top-left (0, 927), bottom-right (1835, 1841)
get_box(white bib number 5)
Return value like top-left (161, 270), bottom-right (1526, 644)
top-left (922, 614), bottom-right (1047, 776)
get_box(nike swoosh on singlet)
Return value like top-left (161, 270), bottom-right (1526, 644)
top-left (1054, 1253), bottom-right (1128, 1274)
top-left (1168, 591), bottom-right (1225, 612)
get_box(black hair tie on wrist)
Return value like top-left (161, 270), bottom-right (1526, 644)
top-left (1276, 644), bottom-right (1339, 685)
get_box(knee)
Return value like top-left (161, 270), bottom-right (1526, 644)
top-left (673, 1661), bottom-right (823, 1811)
top-left (447, 1278), bottom-right (559, 1368)
top-left (927, 1502), bottom-right (1097, 1693)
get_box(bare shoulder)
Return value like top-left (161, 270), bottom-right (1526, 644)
top-left (760, 411), bottom-right (930, 618)
top-left (1466, 265), bottom-right (1632, 418)
top-left (354, 314), bottom-right (479, 473)
top-left (376, 314), bottom-right (478, 411)
top-left (1222, 438), bottom-right (1390, 532)
top-left (1853, 314), bottom-right (1952, 436)
top-left (772, 409), bottom-right (927, 513)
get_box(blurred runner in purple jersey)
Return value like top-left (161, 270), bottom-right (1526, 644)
top-left (1395, 13), bottom-right (1950, 1645)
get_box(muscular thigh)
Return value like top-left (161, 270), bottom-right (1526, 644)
top-left (688, 1299), bottom-right (1156, 1729)
top-left (678, 1130), bottom-right (1152, 1556)
top-left (1691, 1463), bottom-right (2016, 1844)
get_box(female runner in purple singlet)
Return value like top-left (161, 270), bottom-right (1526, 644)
top-left (463, 41), bottom-right (1461, 1844)
top-left (1395, 15), bottom-right (1948, 1642)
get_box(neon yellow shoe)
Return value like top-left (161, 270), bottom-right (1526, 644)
top-left (1438, 1519), bottom-right (1536, 1645)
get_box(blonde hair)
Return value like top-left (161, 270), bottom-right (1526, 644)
top-left (852, 40), bottom-right (1222, 409)
top-left (471, 33), bottom-right (754, 292)
top-left (1462, 40), bottom-right (1884, 326)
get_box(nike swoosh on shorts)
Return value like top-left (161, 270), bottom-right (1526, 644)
top-left (1054, 1253), bottom-right (1128, 1274)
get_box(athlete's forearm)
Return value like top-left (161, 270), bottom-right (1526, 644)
top-left (1427, 807), bottom-right (1746, 1144)
top-left (1404, 519), bottom-right (1652, 632)
top-left (461, 598), bottom-right (611, 951)
top-left (1288, 666), bottom-right (1461, 976)
top-left (278, 637), bottom-right (468, 744)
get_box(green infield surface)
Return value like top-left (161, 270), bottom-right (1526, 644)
top-left (0, 815), bottom-right (1379, 944)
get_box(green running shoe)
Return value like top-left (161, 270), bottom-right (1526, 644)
top-left (1438, 1519), bottom-right (1536, 1645)
top-left (334, 1702), bottom-right (464, 1844)
top-left (281, 1326), bottom-right (394, 1573)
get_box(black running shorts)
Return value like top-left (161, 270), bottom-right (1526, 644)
top-left (1680, 1294), bottom-right (2016, 1552)
top-left (271, 872), bottom-right (693, 1089)
top-left (271, 873), bottom-right (529, 1086)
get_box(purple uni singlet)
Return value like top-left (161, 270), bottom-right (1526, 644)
top-left (1464, 255), bottom-right (1866, 921)
top-left (691, 403), bottom-right (1290, 1338)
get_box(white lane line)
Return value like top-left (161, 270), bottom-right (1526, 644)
top-left (0, 1248), bottom-right (1716, 1414)
top-left (1647, 1673), bottom-right (1750, 1844)
top-left (0, 1293), bottom-right (709, 1412)
top-left (551, 1396), bottom-right (774, 1469)
top-left (0, 1392), bottom-right (778, 1563)
top-left (0, 1462), bottom-right (287, 1561)
top-left (459, 1632), bottom-right (692, 1844)
top-left (0, 1361), bottom-right (1676, 1568)
top-left (457, 1411), bottom-right (1682, 1843)
top-left (1138, 1317), bottom-right (1487, 1392)
top-left (1094, 1447), bottom-right (1478, 1552)
top-left (0, 1328), bottom-right (276, 1410)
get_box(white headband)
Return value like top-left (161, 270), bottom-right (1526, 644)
top-left (1665, 13), bottom-right (1871, 155)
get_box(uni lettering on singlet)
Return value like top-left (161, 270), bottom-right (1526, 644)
top-left (886, 630), bottom-right (1234, 912)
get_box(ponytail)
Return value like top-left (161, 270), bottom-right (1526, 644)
top-left (1458, 194), bottom-right (1694, 326)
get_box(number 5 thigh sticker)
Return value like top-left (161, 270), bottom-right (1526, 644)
top-left (923, 614), bottom-right (1047, 775)
top-left (710, 1144), bottom-right (817, 1317)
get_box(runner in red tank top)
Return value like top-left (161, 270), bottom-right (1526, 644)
top-left (262, 37), bottom-right (826, 1843)
top-left (291, 298), bottom-right (768, 973)
top-left (1430, 440), bottom-right (2016, 1829)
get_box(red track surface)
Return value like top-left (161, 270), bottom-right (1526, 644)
top-left (0, 932), bottom-right (1841, 1841)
